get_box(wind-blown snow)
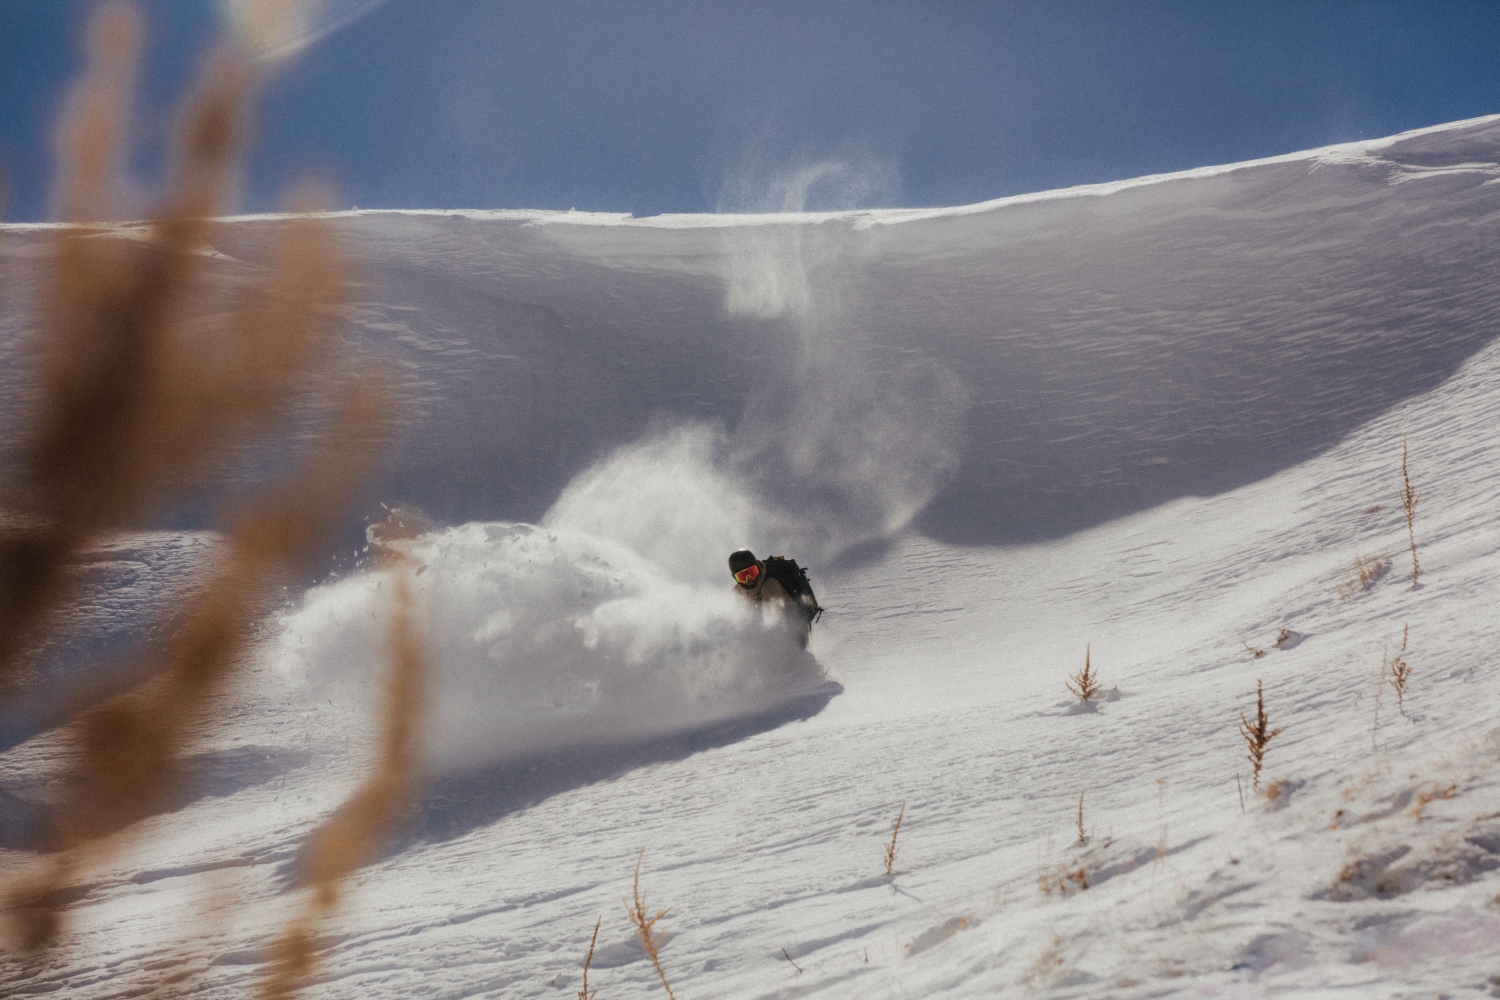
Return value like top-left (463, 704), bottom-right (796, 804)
top-left (272, 521), bottom-right (830, 775)
top-left (5, 115), bottom-right (1500, 999)
top-left (541, 424), bottom-right (766, 582)
top-left (271, 420), bottom-right (835, 776)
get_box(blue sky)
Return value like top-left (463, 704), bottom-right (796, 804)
top-left (4, 1), bottom-right (1500, 220)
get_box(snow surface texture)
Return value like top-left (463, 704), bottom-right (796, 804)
top-left (4, 115), bottom-right (1500, 997)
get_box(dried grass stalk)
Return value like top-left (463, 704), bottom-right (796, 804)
top-left (2, 1), bottom-right (405, 973)
top-left (578, 915), bottom-right (601, 1000)
top-left (1037, 862), bottom-right (1089, 896)
top-left (883, 801), bottom-right (905, 876)
top-left (625, 850), bottom-right (678, 1000)
top-left (1336, 552), bottom-right (1389, 600)
top-left (1238, 679), bottom-right (1284, 791)
top-left (1386, 623), bottom-right (1411, 717)
top-left (0, 3), bottom-right (341, 688)
top-left (1401, 437), bottom-right (1420, 587)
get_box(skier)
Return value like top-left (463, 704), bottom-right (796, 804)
top-left (728, 549), bottom-right (823, 646)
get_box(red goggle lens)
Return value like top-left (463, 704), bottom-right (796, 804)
top-left (734, 565), bottom-right (760, 585)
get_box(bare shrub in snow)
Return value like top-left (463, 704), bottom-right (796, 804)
top-left (1239, 680), bottom-right (1284, 792)
top-left (1324, 816), bottom-right (1496, 902)
top-left (1336, 552), bottom-right (1389, 599)
top-left (625, 850), bottom-right (678, 1000)
top-left (1025, 932), bottom-right (1066, 988)
top-left (883, 801), bottom-right (906, 875)
top-left (1066, 643), bottom-right (1102, 702)
top-left (1259, 778), bottom-right (1289, 803)
top-left (1401, 435), bottom-right (1421, 587)
top-left (1243, 641), bottom-right (1265, 659)
top-left (1408, 781), bottom-right (1457, 819)
top-left (1037, 862), bottom-right (1089, 896)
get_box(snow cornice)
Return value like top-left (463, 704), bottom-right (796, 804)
top-left (3, 112), bottom-right (1498, 234)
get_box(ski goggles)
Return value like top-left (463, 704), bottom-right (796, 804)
top-left (734, 564), bottom-right (760, 586)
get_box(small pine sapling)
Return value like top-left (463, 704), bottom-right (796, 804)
top-left (1238, 679), bottom-right (1284, 791)
top-left (1066, 644), bottom-right (1102, 702)
top-left (1401, 436), bottom-right (1421, 587)
top-left (1386, 623), bottom-right (1412, 716)
top-left (883, 802), bottom-right (905, 876)
top-left (625, 851), bottom-right (677, 1000)
top-left (578, 916), bottom-right (601, 1000)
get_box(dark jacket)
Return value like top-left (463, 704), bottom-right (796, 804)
top-left (735, 561), bottom-right (818, 646)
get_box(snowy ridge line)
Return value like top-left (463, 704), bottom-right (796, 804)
top-left (3, 113), bottom-right (1496, 232)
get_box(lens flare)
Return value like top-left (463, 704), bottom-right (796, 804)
top-left (222, 0), bottom-right (390, 62)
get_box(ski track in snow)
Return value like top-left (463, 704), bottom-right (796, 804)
top-left (5, 116), bottom-right (1500, 998)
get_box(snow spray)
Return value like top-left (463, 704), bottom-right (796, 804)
top-left (267, 514), bottom-right (831, 774)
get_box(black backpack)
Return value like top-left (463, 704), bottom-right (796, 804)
top-left (762, 556), bottom-right (823, 622)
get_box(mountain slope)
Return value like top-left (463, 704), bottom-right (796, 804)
top-left (3, 116), bottom-right (1500, 999)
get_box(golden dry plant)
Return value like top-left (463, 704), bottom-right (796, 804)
top-left (1243, 641), bottom-right (1264, 659)
top-left (577, 916), bottom-right (602, 1000)
top-left (1386, 623), bottom-right (1412, 717)
top-left (1238, 679), bottom-right (1284, 791)
top-left (1066, 643), bottom-right (1101, 702)
top-left (625, 850), bottom-right (678, 1000)
top-left (1336, 552), bottom-right (1389, 600)
top-left (1025, 932), bottom-right (1067, 987)
top-left (1401, 436), bottom-right (1421, 587)
top-left (1074, 791), bottom-right (1086, 844)
top-left (1040, 866), bottom-right (1088, 896)
top-left (1036, 860), bottom-right (1089, 897)
top-left (0, 1), bottom-right (423, 982)
top-left (883, 801), bottom-right (906, 876)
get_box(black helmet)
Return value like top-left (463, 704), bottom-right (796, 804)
top-left (729, 549), bottom-right (761, 587)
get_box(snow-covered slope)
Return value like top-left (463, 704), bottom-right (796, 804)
top-left (5, 115), bottom-right (1500, 998)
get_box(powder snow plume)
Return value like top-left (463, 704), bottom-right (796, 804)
top-left (267, 429), bottom-right (836, 774)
